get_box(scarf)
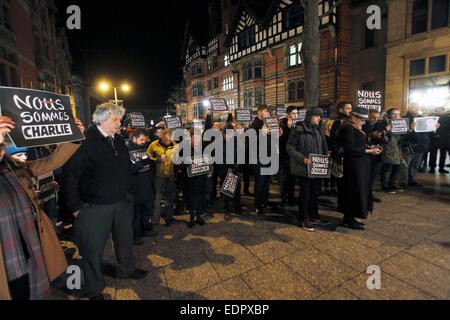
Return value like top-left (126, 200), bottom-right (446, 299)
top-left (342, 118), bottom-right (367, 136)
top-left (0, 162), bottom-right (50, 300)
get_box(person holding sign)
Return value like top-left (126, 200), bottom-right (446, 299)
top-left (0, 115), bottom-right (84, 300)
top-left (61, 102), bottom-right (147, 300)
top-left (128, 128), bottom-right (157, 246)
top-left (287, 108), bottom-right (328, 232)
top-left (340, 106), bottom-right (382, 230)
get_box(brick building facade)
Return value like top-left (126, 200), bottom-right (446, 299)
top-left (179, 0), bottom-right (353, 124)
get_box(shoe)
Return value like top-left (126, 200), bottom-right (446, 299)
top-left (89, 294), bottom-right (105, 300)
top-left (382, 187), bottom-right (396, 194)
top-left (439, 169), bottom-right (449, 174)
top-left (310, 217), bottom-right (321, 224)
top-left (353, 218), bottom-right (365, 226)
top-left (142, 229), bottom-right (158, 237)
top-left (342, 220), bottom-right (365, 230)
top-left (224, 214), bottom-right (232, 221)
top-left (302, 220), bottom-right (315, 232)
top-left (188, 220), bottom-right (195, 228)
top-left (395, 184), bottom-right (406, 191)
top-left (120, 269), bottom-right (148, 280)
top-left (373, 197), bottom-right (381, 203)
top-left (429, 168), bottom-right (436, 173)
top-left (195, 217), bottom-right (205, 226)
top-left (133, 238), bottom-right (144, 246)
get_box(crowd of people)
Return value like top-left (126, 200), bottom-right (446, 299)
top-left (1, 100), bottom-right (449, 300)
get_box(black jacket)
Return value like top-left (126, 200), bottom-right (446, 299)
top-left (249, 117), bottom-right (278, 167)
top-left (279, 117), bottom-right (294, 161)
top-left (405, 112), bottom-right (430, 153)
top-left (329, 113), bottom-right (348, 159)
top-left (127, 141), bottom-right (154, 204)
top-left (61, 125), bottom-right (132, 212)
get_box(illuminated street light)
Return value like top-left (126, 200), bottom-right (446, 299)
top-left (98, 81), bottom-right (132, 106)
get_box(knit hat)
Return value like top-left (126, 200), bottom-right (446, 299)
top-left (307, 107), bottom-right (323, 117)
top-left (5, 145), bottom-right (28, 155)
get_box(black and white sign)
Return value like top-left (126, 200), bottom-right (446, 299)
top-left (264, 116), bottom-right (280, 133)
top-left (210, 98), bottom-right (228, 112)
top-left (307, 154), bottom-right (331, 178)
top-left (276, 107), bottom-right (287, 118)
top-left (414, 117), bottom-right (439, 133)
top-left (0, 86), bottom-right (85, 148)
top-left (356, 90), bottom-right (383, 113)
top-left (128, 112), bottom-right (145, 128)
top-left (129, 149), bottom-right (150, 172)
top-left (235, 108), bottom-right (252, 122)
top-left (297, 109), bottom-right (307, 121)
top-left (220, 168), bottom-right (241, 198)
top-left (164, 115), bottom-right (182, 129)
top-left (391, 118), bottom-right (410, 135)
top-left (187, 156), bottom-right (213, 178)
top-left (292, 118), bottom-right (303, 126)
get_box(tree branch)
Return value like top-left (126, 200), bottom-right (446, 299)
top-left (319, 0), bottom-right (344, 19)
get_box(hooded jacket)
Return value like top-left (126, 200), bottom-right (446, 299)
top-left (147, 138), bottom-right (177, 178)
top-left (287, 110), bottom-right (328, 177)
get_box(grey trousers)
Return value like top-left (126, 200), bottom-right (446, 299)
top-left (400, 152), bottom-right (423, 185)
top-left (73, 200), bottom-right (136, 297)
top-left (152, 176), bottom-right (175, 225)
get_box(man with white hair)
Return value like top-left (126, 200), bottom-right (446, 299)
top-left (61, 102), bottom-right (147, 300)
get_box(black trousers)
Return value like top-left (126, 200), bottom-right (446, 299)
top-left (73, 200), bottom-right (136, 297)
top-left (252, 165), bottom-right (271, 210)
top-left (133, 202), bottom-right (153, 239)
top-left (336, 177), bottom-right (345, 213)
top-left (280, 159), bottom-right (296, 204)
top-left (240, 164), bottom-right (252, 193)
top-left (429, 147), bottom-right (448, 170)
top-left (369, 158), bottom-right (382, 194)
top-left (8, 274), bottom-right (30, 300)
top-left (298, 177), bottom-right (321, 222)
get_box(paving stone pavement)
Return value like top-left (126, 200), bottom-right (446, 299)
top-left (48, 172), bottom-right (450, 300)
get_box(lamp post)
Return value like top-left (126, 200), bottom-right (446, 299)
top-left (99, 81), bottom-right (130, 105)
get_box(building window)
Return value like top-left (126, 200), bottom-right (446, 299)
top-left (283, 2), bottom-right (304, 31)
top-left (188, 42), bottom-right (197, 56)
top-left (214, 77), bottom-right (219, 88)
top-left (287, 80), bottom-right (305, 102)
top-left (207, 59), bottom-right (212, 71)
top-left (431, 0), bottom-right (449, 29)
top-left (243, 58), bottom-right (263, 82)
top-left (192, 82), bottom-right (204, 97)
top-left (1, 6), bottom-right (12, 31)
top-left (223, 76), bottom-right (233, 91)
top-left (243, 88), bottom-right (263, 107)
top-left (193, 103), bottom-right (199, 119)
top-left (364, 28), bottom-right (375, 48)
top-left (227, 98), bottom-right (235, 110)
top-left (191, 62), bottom-right (203, 76)
top-left (237, 26), bottom-right (255, 51)
top-left (428, 55), bottom-right (446, 73)
top-left (255, 88), bottom-right (263, 106)
top-left (288, 42), bottom-right (302, 68)
top-left (412, 0), bottom-right (428, 34)
top-left (224, 54), bottom-right (230, 67)
top-left (213, 56), bottom-right (218, 68)
top-left (243, 89), bottom-right (253, 108)
top-left (207, 80), bottom-right (212, 91)
top-left (410, 58), bottom-right (426, 76)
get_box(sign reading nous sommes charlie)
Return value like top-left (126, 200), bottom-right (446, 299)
top-left (235, 108), bottom-right (252, 122)
top-left (128, 112), bottom-right (145, 128)
top-left (357, 90), bottom-right (383, 113)
top-left (164, 115), bottom-right (182, 129)
top-left (209, 98), bottom-right (228, 112)
top-left (390, 118), bottom-right (410, 135)
top-left (187, 155), bottom-right (213, 178)
top-left (220, 168), bottom-right (241, 198)
top-left (0, 87), bottom-right (85, 148)
top-left (307, 154), bottom-right (331, 178)
top-left (129, 149), bottom-right (150, 173)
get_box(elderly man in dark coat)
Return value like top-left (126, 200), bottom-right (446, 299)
top-left (340, 107), bottom-right (382, 230)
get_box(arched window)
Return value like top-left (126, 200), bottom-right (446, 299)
top-left (288, 82), bottom-right (297, 101)
top-left (287, 80), bottom-right (304, 102)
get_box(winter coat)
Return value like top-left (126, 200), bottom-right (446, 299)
top-left (128, 141), bottom-right (155, 205)
top-left (405, 112), bottom-right (430, 153)
top-left (147, 139), bottom-right (177, 178)
top-left (287, 119), bottom-right (328, 178)
top-left (0, 142), bottom-right (80, 300)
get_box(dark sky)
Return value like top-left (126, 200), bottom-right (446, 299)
top-left (55, 0), bottom-right (211, 106)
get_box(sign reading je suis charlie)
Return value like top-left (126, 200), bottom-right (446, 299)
top-left (0, 86), bottom-right (85, 148)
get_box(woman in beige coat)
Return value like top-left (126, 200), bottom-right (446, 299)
top-left (0, 116), bottom-right (83, 300)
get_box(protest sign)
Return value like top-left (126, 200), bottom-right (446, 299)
top-left (129, 149), bottom-right (150, 172)
top-left (297, 109), bottom-right (307, 121)
top-left (235, 108), bottom-right (252, 122)
top-left (0, 86), bottom-right (85, 148)
top-left (414, 117), bottom-right (439, 133)
top-left (209, 98), bottom-right (228, 112)
top-left (292, 118), bottom-right (303, 126)
top-left (220, 168), bottom-right (241, 198)
top-left (263, 116), bottom-right (280, 133)
top-left (390, 118), bottom-right (410, 135)
top-left (187, 155), bottom-right (214, 178)
top-left (164, 115), bottom-right (182, 129)
top-left (128, 112), bottom-right (145, 128)
top-left (356, 90), bottom-right (383, 113)
top-left (276, 107), bottom-right (287, 118)
top-left (307, 154), bottom-right (331, 178)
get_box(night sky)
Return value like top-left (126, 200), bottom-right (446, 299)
top-left (54, 0), bottom-right (211, 106)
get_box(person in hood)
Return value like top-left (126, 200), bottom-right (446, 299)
top-left (287, 108), bottom-right (328, 232)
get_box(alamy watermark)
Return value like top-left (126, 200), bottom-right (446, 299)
top-left (66, 5), bottom-right (81, 30)
top-left (366, 265), bottom-right (381, 290)
top-left (366, 5), bottom-right (381, 30)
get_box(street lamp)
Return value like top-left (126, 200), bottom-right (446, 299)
top-left (99, 81), bottom-right (131, 106)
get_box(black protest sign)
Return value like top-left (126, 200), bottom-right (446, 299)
top-left (210, 98), bottom-right (228, 112)
top-left (220, 168), bottom-right (241, 198)
top-left (357, 90), bottom-right (383, 113)
top-left (264, 116), bottom-right (280, 133)
top-left (128, 112), bottom-right (146, 128)
top-left (276, 107), bottom-right (287, 118)
top-left (235, 108), bottom-right (252, 122)
top-left (292, 118), bottom-right (303, 126)
top-left (187, 155), bottom-right (214, 178)
top-left (129, 149), bottom-right (150, 172)
top-left (297, 109), bottom-right (307, 121)
top-left (164, 115), bottom-right (182, 129)
top-left (390, 118), bottom-right (410, 135)
top-left (307, 154), bottom-right (331, 178)
top-left (0, 86), bottom-right (85, 148)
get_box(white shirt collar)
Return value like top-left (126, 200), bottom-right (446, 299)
top-left (97, 125), bottom-right (112, 138)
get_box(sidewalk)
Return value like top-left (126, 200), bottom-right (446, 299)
top-left (50, 172), bottom-right (450, 300)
